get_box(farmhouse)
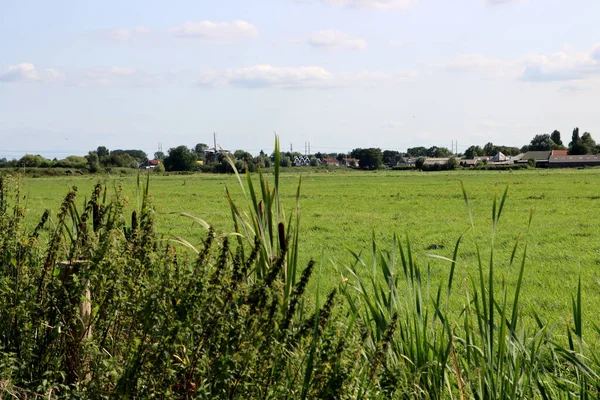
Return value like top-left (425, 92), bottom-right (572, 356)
top-left (339, 158), bottom-right (360, 167)
top-left (141, 159), bottom-right (161, 169)
top-left (321, 157), bottom-right (340, 166)
top-left (293, 156), bottom-right (311, 166)
top-left (423, 158), bottom-right (450, 166)
top-left (491, 152), bottom-right (507, 162)
top-left (549, 154), bottom-right (600, 168)
top-left (397, 156), bottom-right (417, 167)
top-left (516, 151), bottom-right (551, 167)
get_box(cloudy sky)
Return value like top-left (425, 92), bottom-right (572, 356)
top-left (1, 0), bottom-right (600, 159)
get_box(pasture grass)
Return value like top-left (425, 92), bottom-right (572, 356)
top-left (16, 168), bottom-right (600, 334)
top-left (3, 153), bottom-right (600, 397)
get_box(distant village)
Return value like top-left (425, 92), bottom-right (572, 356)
top-left (2, 128), bottom-right (600, 172)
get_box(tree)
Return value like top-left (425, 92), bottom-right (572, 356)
top-left (110, 149), bottom-right (148, 162)
top-left (581, 132), bottom-right (596, 151)
top-left (193, 143), bottom-right (209, 161)
top-left (446, 157), bottom-right (459, 170)
top-left (18, 154), bottom-right (46, 168)
top-left (427, 146), bottom-right (452, 158)
top-left (550, 130), bottom-right (563, 146)
top-left (406, 147), bottom-right (428, 157)
top-left (155, 162), bottom-right (165, 173)
top-left (194, 143), bottom-right (209, 152)
top-left (86, 151), bottom-right (100, 173)
top-left (103, 153), bottom-right (135, 168)
top-left (569, 141), bottom-right (587, 155)
top-left (382, 150), bottom-right (401, 167)
top-left (483, 142), bottom-right (496, 156)
top-left (568, 129), bottom-right (596, 155)
top-left (464, 145), bottom-right (484, 159)
top-left (571, 127), bottom-right (580, 147)
top-left (164, 146), bottom-right (197, 171)
top-left (415, 157), bottom-right (425, 170)
top-left (234, 150), bottom-right (253, 162)
top-left (280, 156), bottom-right (291, 167)
top-left (528, 134), bottom-right (555, 151)
top-left (96, 146), bottom-right (109, 158)
top-left (350, 148), bottom-right (383, 170)
top-left (154, 151), bottom-right (165, 160)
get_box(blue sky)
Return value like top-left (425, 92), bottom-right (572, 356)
top-left (1, 0), bottom-right (600, 159)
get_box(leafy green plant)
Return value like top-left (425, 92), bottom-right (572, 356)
top-left (1, 138), bottom-right (600, 398)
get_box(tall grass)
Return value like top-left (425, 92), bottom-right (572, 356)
top-left (0, 138), bottom-right (599, 398)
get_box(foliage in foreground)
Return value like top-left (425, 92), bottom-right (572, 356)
top-left (1, 138), bottom-right (600, 398)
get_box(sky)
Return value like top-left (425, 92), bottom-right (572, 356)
top-left (1, 0), bottom-right (600, 159)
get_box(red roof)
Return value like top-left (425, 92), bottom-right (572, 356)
top-left (552, 150), bottom-right (568, 156)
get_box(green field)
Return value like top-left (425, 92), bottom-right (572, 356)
top-left (17, 168), bottom-right (600, 330)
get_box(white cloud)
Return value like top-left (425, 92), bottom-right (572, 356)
top-left (381, 121), bottom-right (404, 129)
top-left (98, 22), bottom-right (257, 42)
top-left (101, 26), bottom-right (150, 41)
top-left (45, 68), bottom-right (65, 82)
top-left (308, 30), bottom-right (367, 50)
top-left (339, 69), bottom-right (416, 85)
top-left (315, 0), bottom-right (416, 9)
top-left (558, 85), bottom-right (589, 93)
top-left (198, 65), bottom-right (415, 89)
top-left (443, 54), bottom-right (516, 79)
top-left (71, 67), bottom-right (162, 87)
top-left (105, 29), bottom-right (133, 41)
top-left (110, 67), bottom-right (135, 75)
top-left (133, 26), bottom-right (150, 34)
top-left (0, 63), bottom-right (64, 83)
top-left (228, 65), bottom-right (332, 89)
top-left (0, 63), bottom-right (40, 82)
top-left (169, 20), bottom-right (258, 40)
top-left (519, 46), bottom-right (600, 82)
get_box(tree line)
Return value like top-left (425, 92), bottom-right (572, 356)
top-left (1, 127), bottom-right (598, 172)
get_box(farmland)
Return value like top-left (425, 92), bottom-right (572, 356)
top-left (18, 168), bottom-right (600, 327)
top-left (5, 165), bottom-right (600, 397)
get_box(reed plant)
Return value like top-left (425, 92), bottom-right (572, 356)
top-left (0, 137), bottom-right (599, 398)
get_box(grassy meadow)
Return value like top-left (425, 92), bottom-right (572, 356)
top-left (5, 161), bottom-right (600, 397)
top-left (18, 167), bottom-right (600, 330)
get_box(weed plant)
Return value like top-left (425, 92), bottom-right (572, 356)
top-left (0, 138), bottom-right (599, 398)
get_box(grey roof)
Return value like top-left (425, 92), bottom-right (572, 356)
top-left (423, 158), bottom-right (450, 165)
top-left (492, 152), bottom-right (507, 162)
top-left (550, 155), bottom-right (600, 163)
top-left (520, 151), bottom-right (551, 161)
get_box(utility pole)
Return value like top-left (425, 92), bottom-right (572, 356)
top-left (308, 141), bottom-right (311, 155)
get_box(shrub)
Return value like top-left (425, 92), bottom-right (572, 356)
top-left (1, 141), bottom-right (600, 398)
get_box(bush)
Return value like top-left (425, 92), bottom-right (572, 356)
top-left (474, 163), bottom-right (528, 171)
top-left (2, 141), bottom-right (600, 398)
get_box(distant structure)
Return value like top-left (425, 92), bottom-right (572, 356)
top-left (294, 156), bottom-right (311, 166)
